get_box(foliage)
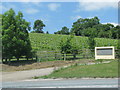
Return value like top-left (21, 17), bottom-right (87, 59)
top-left (33, 19), bottom-right (45, 33)
top-left (2, 8), bottom-right (32, 61)
top-left (116, 25), bottom-right (120, 58)
top-left (71, 16), bottom-right (100, 36)
top-left (46, 31), bottom-right (49, 34)
top-left (29, 33), bottom-right (118, 51)
top-left (59, 34), bottom-right (79, 58)
top-left (59, 35), bottom-right (73, 54)
top-left (70, 16), bottom-right (118, 39)
top-left (88, 36), bottom-right (96, 55)
top-left (54, 26), bottom-right (69, 35)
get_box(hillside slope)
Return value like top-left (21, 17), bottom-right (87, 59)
top-left (29, 33), bottom-right (118, 51)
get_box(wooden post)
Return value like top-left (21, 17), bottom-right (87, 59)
top-left (64, 53), bottom-right (66, 61)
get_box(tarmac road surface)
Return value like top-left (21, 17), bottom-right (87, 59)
top-left (2, 78), bottom-right (118, 88)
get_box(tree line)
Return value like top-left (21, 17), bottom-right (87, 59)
top-left (54, 17), bottom-right (120, 39)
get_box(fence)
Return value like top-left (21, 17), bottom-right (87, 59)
top-left (2, 49), bottom-right (119, 63)
top-left (36, 49), bottom-right (119, 62)
top-left (36, 49), bottom-right (96, 62)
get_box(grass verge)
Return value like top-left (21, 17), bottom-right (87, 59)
top-left (35, 60), bottom-right (118, 79)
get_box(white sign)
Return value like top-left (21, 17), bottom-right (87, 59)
top-left (95, 46), bottom-right (115, 60)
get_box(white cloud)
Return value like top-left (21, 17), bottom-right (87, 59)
top-left (102, 22), bottom-right (118, 26)
top-left (48, 3), bottom-right (61, 11)
top-left (22, 2), bottom-right (42, 7)
top-left (25, 8), bottom-right (39, 14)
top-left (1, 3), bottom-right (17, 12)
top-left (71, 15), bottom-right (82, 20)
top-left (77, 0), bottom-right (118, 11)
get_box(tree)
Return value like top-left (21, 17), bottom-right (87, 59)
top-left (88, 35), bottom-right (96, 57)
top-left (0, 14), bottom-right (2, 61)
top-left (33, 20), bottom-right (45, 33)
top-left (71, 17), bottom-right (100, 36)
top-left (46, 31), bottom-right (49, 34)
top-left (60, 26), bottom-right (69, 35)
top-left (115, 25), bottom-right (120, 58)
top-left (59, 34), bottom-right (79, 60)
top-left (30, 31), bottom-right (36, 33)
top-left (54, 26), bottom-right (69, 35)
top-left (2, 8), bottom-right (32, 61)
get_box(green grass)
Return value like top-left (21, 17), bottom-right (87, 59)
top-left (35, 60), bottom-right (118, 79)
top-left (29, 33), bottom-right (118, 51)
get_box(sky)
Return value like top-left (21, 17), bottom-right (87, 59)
top-left (1, 0), bottom-right (119, 34)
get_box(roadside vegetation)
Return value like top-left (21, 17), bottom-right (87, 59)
top-left (2, 59), bottom-right (94, 72)
top-left (35, 60), bottom-right (118, 79)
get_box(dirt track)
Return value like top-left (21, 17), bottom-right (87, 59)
top-left (1, 59), bottom-right (94, 82)
top-left (1, 60), bottom-right (112, 82)
top-left (2, 67), bottom-right (55, 82)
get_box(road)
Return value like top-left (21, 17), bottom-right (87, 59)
top-left (2, 78), bottom-right (118, 88)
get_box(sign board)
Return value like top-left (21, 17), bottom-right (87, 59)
top-left (95, 46), bottom-right (115, 59)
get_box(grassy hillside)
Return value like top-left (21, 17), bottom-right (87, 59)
top-left (29, 33), bottom-right (118, 51)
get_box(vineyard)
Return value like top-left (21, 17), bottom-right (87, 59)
top-left (29, 33), bottom-right (118, 51)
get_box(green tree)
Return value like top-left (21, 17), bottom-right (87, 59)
top-left (115, 25), bottom-right (120, 58)
top-left (2, 8), bottom-right (32, 61)
top-left (60, 34), bottom-right (79, 60)
top-left (71, 17), bottom-right (100, 36)
top-left (54, 26), bottom-right (69, 35)
top-left (46, 31), bottom-right (49, 34)
top-left (88, 30), bottom-right (96, 57)
top-left (33, 20), bottom-right (45, 33)
top-left (30, 31), bottom-right (36, 33)
top-left (0, 14), bottom-right (2, 61)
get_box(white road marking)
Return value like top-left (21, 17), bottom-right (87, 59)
top-left (28, 85), bottom-right (118, 88)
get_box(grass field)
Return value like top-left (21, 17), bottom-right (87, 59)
top-left (37, 60), bottom-right (118, 79)
top-left (29, 33), bottom-right (118, 51)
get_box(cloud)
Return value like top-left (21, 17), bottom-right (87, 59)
top-left (21, 2), bottom-right (42, 7)
top-left (102, 22), bottom-right (118, 27)
top-left (77, 0), bottom-right (118, 11)
top-left (71, 15), bottom-right (82, 20)
top-left (25, 8), bottom-right (39, 14)
top-left (48, 3), bottom-right (61, 11)
top-left (1, 3), bottom-right (17, 12)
